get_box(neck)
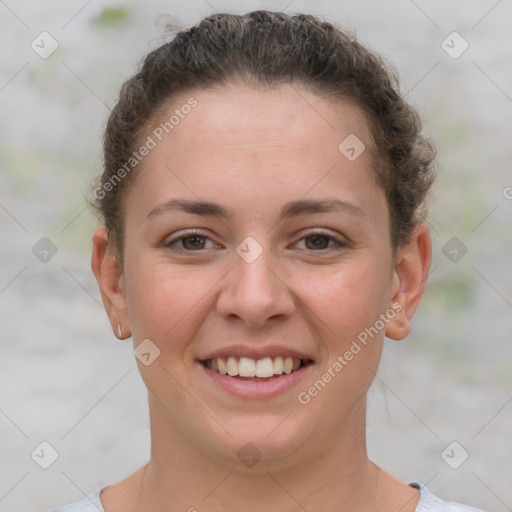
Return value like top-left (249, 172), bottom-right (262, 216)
top-left (136, 394), bottom-right (387, 512)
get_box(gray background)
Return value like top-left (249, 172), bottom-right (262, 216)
top-left (0, 1), bottom-right (511, 511)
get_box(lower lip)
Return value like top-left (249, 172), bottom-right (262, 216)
top-left (199, 362), bottom-right (314, 398)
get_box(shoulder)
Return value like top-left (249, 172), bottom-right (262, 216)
top-left (51, 487), bottom-right (106, 512)
top-left (412, 483), bottom-right (485, 512)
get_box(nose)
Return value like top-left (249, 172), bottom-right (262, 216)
top-left (215, 241), bottom-right (296, 328)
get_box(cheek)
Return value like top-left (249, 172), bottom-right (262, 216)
top-left (297, 266), bottom-right (389, 414)
top-left (300, 257), bottom-right (392, 339)
top-left (124, 256), bottom-right (221, 344)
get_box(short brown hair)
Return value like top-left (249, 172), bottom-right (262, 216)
top-left (92, 10), bottom-right (436, 257)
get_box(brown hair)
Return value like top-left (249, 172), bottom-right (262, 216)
top-left (91, 10), bottom-right (436, 258)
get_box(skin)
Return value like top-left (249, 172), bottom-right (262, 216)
top-left (92, 83), bottom-right (431, 512)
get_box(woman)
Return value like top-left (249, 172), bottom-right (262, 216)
top-left (53, 10), bottom-right (484, 512)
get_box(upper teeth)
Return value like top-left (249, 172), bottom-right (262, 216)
top-left (205, 356), bottom-right (302, 377)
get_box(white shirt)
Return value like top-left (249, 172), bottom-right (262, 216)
top-left (51, 482), bottom-right (485, 511)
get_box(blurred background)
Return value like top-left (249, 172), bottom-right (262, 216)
top-left (0, 1), bottom-right (511, 510)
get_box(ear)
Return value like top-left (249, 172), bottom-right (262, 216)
top-left (385, 223), bottom-right (431, 341)
top-left (91, 225), bottom-right (130, 339)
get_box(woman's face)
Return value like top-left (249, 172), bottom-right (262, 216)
top-left (102, 84), bottom-right (421, 468)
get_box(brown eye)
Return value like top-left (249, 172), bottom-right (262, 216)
top-left (163, 230), bottom-right (218, 253)
top-left (181, 235), bottom-right (207, 250)
top-left (304, 234), bottom-right (331, 250)
top-left (294, 231), bottom-right (346, 252)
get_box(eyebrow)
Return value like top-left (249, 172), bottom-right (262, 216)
top-left (147, 198), bottom-right (365, 220)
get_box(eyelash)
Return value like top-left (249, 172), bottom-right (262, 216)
top-left (162, 229), bottom-right (347, 253)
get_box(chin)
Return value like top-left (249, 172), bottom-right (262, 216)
top-left (204, 413), bottom-right (314, 470)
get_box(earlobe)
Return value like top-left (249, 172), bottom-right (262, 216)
top-left (91, 225), bottom-right (130, 338)
top-left (385, 223), bottom-right (432, 341)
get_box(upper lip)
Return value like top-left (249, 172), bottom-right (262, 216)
top-left (199, 345), bottom-right (314, 362)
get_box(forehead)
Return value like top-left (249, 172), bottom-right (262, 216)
top-left (138, 84), bottom-right (377, 187)
top-left (152, 84), bottom-right (374, 164)
top-left (124, 84), bottom-right (385, 228)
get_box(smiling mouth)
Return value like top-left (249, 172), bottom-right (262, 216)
top-left (201, 356), bottom-right (313, 380)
